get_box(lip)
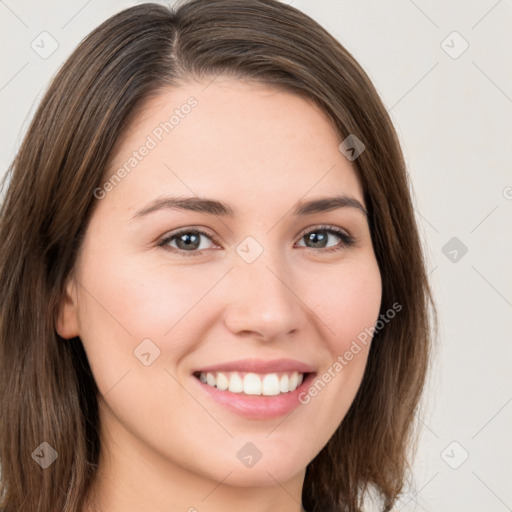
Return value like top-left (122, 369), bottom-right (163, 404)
top-left (192, 359), bottom-right (316, 420)
top-left (193, 358), bottom-right (316, 374)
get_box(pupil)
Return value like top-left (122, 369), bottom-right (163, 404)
top-left (178, 233), bottom-right (199, 250)
top-left (307, 232), bottom-right (326, 248)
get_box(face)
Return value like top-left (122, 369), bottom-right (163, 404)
top-left (58, 77), bottom-right (382, 492)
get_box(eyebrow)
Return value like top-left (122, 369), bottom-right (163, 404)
top-left (131, 194), bottom-right (367, 220)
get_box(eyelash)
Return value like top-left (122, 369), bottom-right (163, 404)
top-left (157, 225), bottom-right (356, 258)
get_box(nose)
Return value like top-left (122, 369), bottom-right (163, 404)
top-left (222, 251), bottom-right (302, 341)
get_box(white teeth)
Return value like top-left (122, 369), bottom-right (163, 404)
top-left (206, 372), bottom-right (216, 387)
top-left (216, 372), bottom-right (229, 391)
top-left (279, 374), bottom-right (289, 393)
top-left (262, 373), bottom-right (280, 396)
top-left (289, 371), bottom-right (299, 390)
top-left (228, 373), bottom-right (243, 393)
top-left (197, 370), bottom-right (305, 396)
top-left (243, 373), bottom-right (262, 395)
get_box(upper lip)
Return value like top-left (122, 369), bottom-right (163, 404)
top-left (194, 358), bottom-right (316, 374)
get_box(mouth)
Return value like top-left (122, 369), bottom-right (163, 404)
top-left (193, 370), bottom-right (308, 396)
top-left (191, 359), bottom-right (316, 419)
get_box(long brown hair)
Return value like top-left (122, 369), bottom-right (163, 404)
top-left (0, 1), bottom-right (434, 511)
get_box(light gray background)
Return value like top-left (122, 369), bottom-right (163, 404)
top-left (1, 1), bottom-right (511, 511)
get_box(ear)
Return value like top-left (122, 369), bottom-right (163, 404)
top-left (55, 277), bottom-right (80, 339)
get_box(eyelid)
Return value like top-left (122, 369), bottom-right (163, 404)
top-left (295, 223), bottom-right (351, 241)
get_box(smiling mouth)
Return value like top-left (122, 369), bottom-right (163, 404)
top-left (193, 371), bottom-right (309, 396)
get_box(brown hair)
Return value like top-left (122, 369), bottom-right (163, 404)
top-left (0, 1), bottom-right (434, 511)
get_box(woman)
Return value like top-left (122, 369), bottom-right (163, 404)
top-left (0, 1), bottom-right (434, 511)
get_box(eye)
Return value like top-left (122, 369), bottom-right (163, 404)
top-left (158, 228), bottom-right (219, 255)
top-left (158, 225), bottom-right (355, 257)
top-left (296, 225), bottom-right (355, 252)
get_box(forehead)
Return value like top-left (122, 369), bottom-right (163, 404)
top-left (105, 77), bottom-right (364, 211)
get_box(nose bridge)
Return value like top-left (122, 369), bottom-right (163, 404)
top-left (223, 236), bottom-right (301, 338)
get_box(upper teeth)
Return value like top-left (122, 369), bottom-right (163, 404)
top-left (198, 371), bottom-right (304, 396)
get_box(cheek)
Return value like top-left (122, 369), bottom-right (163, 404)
top-left (74, 249), bottom-right (222, 394)
top-left (292, 258), bottom-right (381, 443)
top-left (77, 250), bottom-right (218, 340)
top-left (309, 258), bottom-right (382, 353)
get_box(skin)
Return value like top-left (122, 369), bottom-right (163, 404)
top-left (57, 77), bottom-right (382, 512)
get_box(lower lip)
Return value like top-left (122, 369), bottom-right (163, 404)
top-left (193, 373), bottom-right (316, 419)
